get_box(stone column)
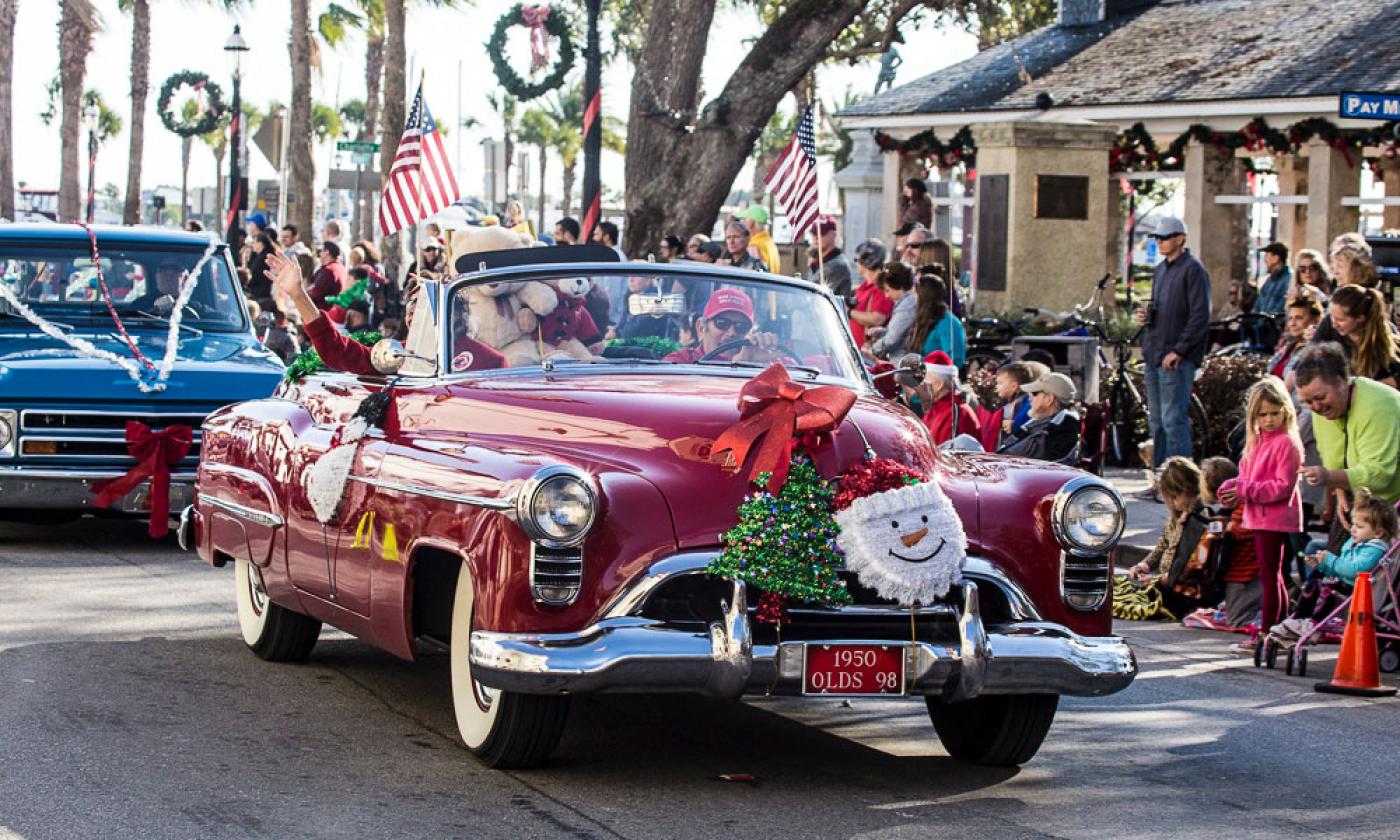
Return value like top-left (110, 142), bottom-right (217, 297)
top-left (833, 131), bottom-right (886, 249)
top-left (1274, 153), bottom-right (1308, 258)
top-left (1378, 156), bottom-right (1400, 231)
top-left (1105, 175), bottom-right (1124, 312)
top-left (1305, 138), bottom-right (1360, 252)
top-left (969, 119), bottom-right (1118, 313)
top-left (881, 146), bottom-right (902, 241)
top-left (1183, 140), bottom-right (1246, 312)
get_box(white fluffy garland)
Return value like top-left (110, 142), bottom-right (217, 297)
top-left (0, 234), bottom-right (219, 393)
top-left (305, 417), bottom-right (369, 523)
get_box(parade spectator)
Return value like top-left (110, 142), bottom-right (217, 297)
top-left (1217, 377), bottom-right (1303, 652)
top-left (996, 372), bottom-right (1081, 465)
top-left (1296, 342), bottom-right (1400, 508)
top-left (899, 177), bottom-right (933, 229)
top-left (977, 361), bottom-right (1034, 452)
top-left (1136, 216), bottom-right (1211, 501)
top-left (244, 232), bottom-right (278, 308)
top-left (593, 220), bottom-right (627, 261)
top-left (849, 240), bottom-right (893, 347)
top-left (1295, 248), bottom-right (1332, 302)
top-left (1281, 491), bottom-right (1396, 636)
top-left (864, 262), bottom-right (916, 359)
top-left (308, 241), bottom-right (348, 309)
top-left (718, 222), bottom-right (768, 272)
top-left (406, 237), bottom-right (448, 283)
top-left (890, 222), bottom-right (915, 255)
top-left (245, 212), bottom-right (268, 241)
top-left (657, 234), bottom-right (684, 262)
top-left (279, 224), bottom-right (312, 258)
top-left (911, 237), bottom-right (963, 317)
top-left (344, 300), bottom-right (371, 332)
top-left (914, 351), bottom-right (979, 445)
top-left (803, 217), bottom-right (853, 305)
top-left (1328, 285), bottom-right (1400, 387)
top-left (1255, 241), bottom-right (1292, 316)
top-left (321, 220), bottom-right (344, 251)
top-left (899, 224), bottom-right (928, 267)
top-left (1199, 457), bottom-right (1260, 629)
top-left (256, 305), bottom-right (300, 365)
top-left (505, 201), bottom-right (531, 235)
top-left (1129, 457), bottom-right (1213, 617)
top-left (909, 273), bottom-right (965, 366)
top-left (736, 206), bottom-right (781, 275)
top-left (554, 217), bottom-right (580, 245)
top-left (1272, 295), bottom-right (1322, 379)
top-left (1328, 232), bottom-right (1372, 284)
top-left (183, 220), bottom-right (203, 233)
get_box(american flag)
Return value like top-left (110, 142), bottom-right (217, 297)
top-left (762, 104), bottom-right (820, 239)
top-left (378, 82), bottom-right (461, 238)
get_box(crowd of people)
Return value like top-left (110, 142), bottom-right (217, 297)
top-left (1124, 220), bottom-right (1399, 655)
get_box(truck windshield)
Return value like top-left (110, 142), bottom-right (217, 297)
top-left (0, 243), bottom-right (246, 332)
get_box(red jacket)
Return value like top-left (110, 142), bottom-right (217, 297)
top-left (923, 393), bottom-right (980, 446)
top-left (303, 316), bottom-right (506, 376)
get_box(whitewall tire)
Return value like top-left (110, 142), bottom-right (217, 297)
top-left (234, 556), bottom-right (320, 662)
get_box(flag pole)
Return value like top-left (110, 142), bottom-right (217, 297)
top-left (411, 70), bottom-right (427, 261)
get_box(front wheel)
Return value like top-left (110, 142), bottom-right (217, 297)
top-left (450, 566), bottom-right (569, 769)
top-left (235, 557), bottom-right (321, 661)
top-left (926, 694), bottom-right (1058, 766)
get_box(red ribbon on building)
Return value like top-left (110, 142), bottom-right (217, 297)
top-left (91, 421), bottom-right (194, 538)
top-left (712, 363), bottom-right (856, 494)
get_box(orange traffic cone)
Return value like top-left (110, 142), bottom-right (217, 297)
top-left (1315, 572), bottom-right (1397, 697)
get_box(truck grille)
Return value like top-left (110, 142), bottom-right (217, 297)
top-left (18, 410), bottom-right (204, 462)
top-left (1061, 552), bottom-right (1111, 610)
top-left (531, 544), bottom-right (583, 605)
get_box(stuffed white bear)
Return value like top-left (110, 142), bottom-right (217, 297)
top-left (449, 225), bottom-right (556, 367)
top-left (833, 481), bottom-right (967, 606)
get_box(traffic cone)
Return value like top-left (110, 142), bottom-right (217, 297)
top-left (1315, 572), bottom-right (1397, 697)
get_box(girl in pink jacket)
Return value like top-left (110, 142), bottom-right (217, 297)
top-left (1220, 376), bottom-right (1303, 651)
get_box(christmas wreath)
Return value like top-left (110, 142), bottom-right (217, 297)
top-left (157, 70), bottom-right (226, 138)
top-left (487, 4), bottom-right (575, 101)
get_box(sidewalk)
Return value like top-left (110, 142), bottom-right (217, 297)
top-left (1103, 466), bottom-right (1167, 568)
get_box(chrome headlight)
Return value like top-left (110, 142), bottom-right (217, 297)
top-left (0, 410), bottom-right (15, 458)
top-left (1052, 478), bottom-right (1125, 556)
top-left (515, 465), bottom-right (596, 547)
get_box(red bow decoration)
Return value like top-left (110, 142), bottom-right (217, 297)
top-left (521, 5), bottom-right (552, 73)
top-left (712, 363), bottom-right (856, 494)
top-left (91, 421), bottom-right (194, 538)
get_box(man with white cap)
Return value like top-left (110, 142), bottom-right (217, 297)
top-left (997, 372), bottom-right (1081, 465)
top-left (1136, 215), bottom-right (1211, 500)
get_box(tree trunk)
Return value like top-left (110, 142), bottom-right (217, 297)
top-left (213, 147), bottom-right (225, 228)
top-left (58, 0), bottom-right (98, 223)
top-left (0, 0), bottom-right (17, 221)
top-left (180, 135), bottom-right (191, 223)
top-left (623, 0), bottom-right (864, 255)
top-left (359, 32), bottom-right (382, 241)
top-left (379, 0), bottom-right (407, 282)
top-left (562, 159), bottom-right (575, 220)
top-left (536, 145), bottom-right (547, 235)
top-left (287, 0), bottom-right (314, 245)
top-left (121, 0), bottom-right (148, 225)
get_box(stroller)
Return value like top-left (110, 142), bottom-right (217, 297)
top-left (1256, 539), bottom-right (1400, 677)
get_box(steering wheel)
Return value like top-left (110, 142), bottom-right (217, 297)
top-left (698, 337), bottom-right (806, 366)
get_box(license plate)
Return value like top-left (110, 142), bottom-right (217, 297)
top-left (802, 643), bottom-right (906, 696)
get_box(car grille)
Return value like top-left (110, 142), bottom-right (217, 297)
top-left (1061, 552), bottom-right (1112, 610)
top-left (531, 544), bottom-right (583, 605)
top-left (18, 410), bottom-right (205, 463)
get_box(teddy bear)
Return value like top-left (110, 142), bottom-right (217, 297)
top-left (535, 277), bottom-right (601, 360)
top-left (449, 225), bottom-right (557, 367)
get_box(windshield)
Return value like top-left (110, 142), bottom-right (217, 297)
top-left (444, 271), bottom-right (864, 382)
top-left (0, 242), bottom-right (246, 332)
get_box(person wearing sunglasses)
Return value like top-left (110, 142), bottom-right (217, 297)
top-left (663, 287), bottom-right (780, 364)
top-left (1294, 249), bottom-right (1333, 304)
top-left (1133, 216), bottom-right (1212, 502)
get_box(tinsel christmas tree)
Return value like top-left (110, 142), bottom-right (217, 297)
top-left (707, 453), bottom-right (850, 621)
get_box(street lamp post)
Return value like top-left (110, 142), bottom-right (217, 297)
top-left (224, 25), bottom-right (250, 244)
top-left (83, 102), bottom-right (99, 224)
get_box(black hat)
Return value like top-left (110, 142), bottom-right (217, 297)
top-left (1258, 241), bottom-right (1289, 260)
top-left (892, 222), bottom-right (916, 237)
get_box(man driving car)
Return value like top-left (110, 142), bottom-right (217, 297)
top-left (124, 261), bottom-right (190, 314)
top-left (664, 287), bottom-right (781, 364)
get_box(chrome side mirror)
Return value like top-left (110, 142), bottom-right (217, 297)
top-left (370, 339), bottom-right (408, 375)
top-left (871, 353), bottom-right (927, 389)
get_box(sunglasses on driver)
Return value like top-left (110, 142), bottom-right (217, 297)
top-left (709, 315), bottom-right (753, 335)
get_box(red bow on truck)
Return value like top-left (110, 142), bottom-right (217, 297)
top-left (91, 421), bottom-right (194, 538)
top-left (712, 363), bottom-right (856, 493)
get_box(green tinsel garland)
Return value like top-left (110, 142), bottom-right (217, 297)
top-left (605, 335), bottom-right (681, 356)
top-left (284, 330), bottom-right (383, 381)
top-left (327, 278), bottom-right (369, 310)
top-left (707, 454), bottom-right (850, 608)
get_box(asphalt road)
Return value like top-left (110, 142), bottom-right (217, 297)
top-left (3, 519), bottom-right (1398, 840)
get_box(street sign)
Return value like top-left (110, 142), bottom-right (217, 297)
top-left (253, 115), bottom-right (284, 170)
top-left (350, 151), bottom-right (374, 167)
top-left (1339, 91), bottom-right (1400, 120)
top-left (328, 168), bottom-right (381, 191)
top-left (337, 140), bottom-right (381, 153)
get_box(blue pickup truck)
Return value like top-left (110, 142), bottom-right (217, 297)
top-left (0, 224), bottom-right (284, 522)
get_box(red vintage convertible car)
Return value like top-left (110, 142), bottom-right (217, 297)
top-left (186, 249), bottom-right (1136, 769)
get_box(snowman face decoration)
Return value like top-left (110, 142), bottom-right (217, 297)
top-left (834, 481), bottom-right (967, 606)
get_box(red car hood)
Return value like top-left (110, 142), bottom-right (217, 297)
top-left (434, 372), bottom-right (948, 548)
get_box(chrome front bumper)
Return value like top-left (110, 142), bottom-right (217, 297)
top-left (0, 469), bottom-right (196, 514)
top-left (471, 573), bottom-right (1137, 701)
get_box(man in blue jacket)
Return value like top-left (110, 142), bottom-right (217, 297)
top-left (1136, 216), bottom-right (1211, 501)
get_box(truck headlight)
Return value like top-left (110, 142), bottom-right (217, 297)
top-left (0, 410), bottom-right (15, 458)
top-left (1052, 478), bottom-right (1124, 556)
top-left (516, 465), bottom-right (596, 547)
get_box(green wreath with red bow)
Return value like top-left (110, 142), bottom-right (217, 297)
top-left (487, 4), bottom-right (575, 101)
top-left (157, 70), bottom-right (226, 138)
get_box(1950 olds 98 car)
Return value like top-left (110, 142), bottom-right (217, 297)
top-left (188, 248), bottom-right (1136, 769)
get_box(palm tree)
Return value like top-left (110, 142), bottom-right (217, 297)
top-left (57, 0), bottom-right (102, 222)
top-left (543, 83), bottom-right (624, 220)
top-left (0, 0), bottom-right (18, 221)
top-left (518, 108), bottom-right (555, 235)
top-left (379, 0), bottom-right (406, 279)
top-left (117, 0), bottom-right (148, 224)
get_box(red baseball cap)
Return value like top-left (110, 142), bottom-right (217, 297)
top-left (702, 287), bottom-right (755, 321)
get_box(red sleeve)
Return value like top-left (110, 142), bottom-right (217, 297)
top-left (450, 336), bottom-right (507, 371)
top-left (304, 316), bottom-right (378, 376)
top-left (308, 269), bottom-right (339, 309)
